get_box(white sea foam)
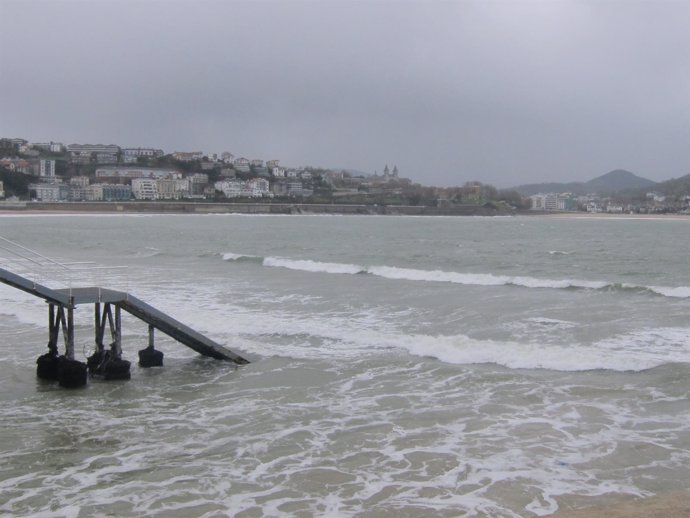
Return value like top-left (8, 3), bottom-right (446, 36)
top-left (524, 317), bottom-right (578, 328)
top-left (252, 256), bottom-right (611, 291)
top-left (144, 284), bottom-right (690, 371)
top-left (135, 247), bottom-right (161, 258)
top-left (374, 267), bottom-right (611, 290)
top-left (220, 253), bottom-right (690, 298)
top-left (393, 330), bottom-right (690, 371)
top-left (646, 285), bottom-right (690, 298)
top-left (0, 288), bottom-right (46, 328)
top-left (263, 257), bottom-right (364, 274)
top-left (4, 209), bottom-right (690, 518)
top-left (222, 252), bottom-right (259, 261)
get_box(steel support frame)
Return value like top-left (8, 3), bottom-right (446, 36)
top-left (47, 297), bottom-right (76, 359)
top-left (94, 302), bottom-right (122, 359)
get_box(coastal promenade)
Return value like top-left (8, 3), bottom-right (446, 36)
top-left (0, 200), bottom-right (506, 216)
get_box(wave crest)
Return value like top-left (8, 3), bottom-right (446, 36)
top-left (263, 257), bottom-right (365, 275)
top-left (398, 331), bottom-right (690, 372)
top-left (222, 253), bottom-right (263, 263)
top-left (220, 253), bottom-right (690, 298)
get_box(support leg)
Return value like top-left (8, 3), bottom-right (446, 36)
top-left (100, 304), bottom-right (130, 381)
top-left (87, 303), bottom-right (107, 375)
top-left (65, 303), bottom-right (74, 361)
top-left (57, 298), bottom-right (87, 388)
top-left (36, 303), bottom-right (60, 380)
top-left (139, 324), bottom-right (164, 368)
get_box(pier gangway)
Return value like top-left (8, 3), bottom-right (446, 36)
top-left (0, 236), bottom-right (248, 386)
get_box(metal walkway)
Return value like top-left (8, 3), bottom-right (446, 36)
top-left (0, 239), bottom-right (248, 365)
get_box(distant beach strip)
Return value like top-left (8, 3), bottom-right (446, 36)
top-left (2, 200), bottom-right (690, 219)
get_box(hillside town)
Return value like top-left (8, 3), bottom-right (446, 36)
top-left (0, 138), bottom-right (429, 206)
top-left (527, 191), bottom-right (690, 214)
top-left (1, 136), bottom-right (689, 214)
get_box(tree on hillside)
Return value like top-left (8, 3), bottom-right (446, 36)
top-left (0, 167), bottom-right (32, 198)
top-left (497, 189), bottom-right (529, 209)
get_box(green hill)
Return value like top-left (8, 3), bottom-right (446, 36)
top-left (512, 170), bottom-right (657, 196)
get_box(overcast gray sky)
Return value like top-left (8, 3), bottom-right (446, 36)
top-left (1, 0), bottom-right (689, 187)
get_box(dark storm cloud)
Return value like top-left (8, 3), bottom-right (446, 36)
top-left (1, 0), bottom-right (689, 187)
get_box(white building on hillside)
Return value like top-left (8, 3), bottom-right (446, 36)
top-left (122, 148), bottom-right (164, 163)
top-left (30, 183), bottom-right (70, 201)
top-left (215, 178), bottom-right (270, 198)
top-left (39, 159), bottom-right (56, 177)
top-left (233, 157), bottom-right (251, 172)
top-left (172, 151), bottom-right (203, 162)
top-left (67, 144), bottom-right (120, 165)
top-left (95, 167), bottom-right (178, 181)
top-left (32, 142), bottom-right (64, 153)
top-left (246, 178), bottom-right (270, 197)
top-left (215, 180), bottom-right (243, 198)
top-left (131, 178), bottom-right (159, 200)
top-left (530, 193), bottom-right (558, 211)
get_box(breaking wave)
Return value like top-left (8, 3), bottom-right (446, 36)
top-left (395, 328), bottom-right (690, 371)
top-left (221, 252), bottom-right (264, 263)
top-left (221, 252), bottom-right (690, 298)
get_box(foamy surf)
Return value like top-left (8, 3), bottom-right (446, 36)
top-left (4, 215), bottom-right (690, 518)
top-left (395, 328), bottom-right (690, 371)
top-left (220, 252), bottom-right (690, 298)
top-left (163, 293), bottom-right (690, 372)
top-left (263, 257), bottom-right (365, 275)
top-left (646, 285), bottom-right (690, 298)
top-left (221, 252), bottom-right (263, 263)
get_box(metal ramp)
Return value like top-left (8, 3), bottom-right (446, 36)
top-left (0, 237), bottom-right (248, 365)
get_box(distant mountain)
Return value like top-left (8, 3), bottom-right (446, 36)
top-left (512, 170), bottom-right (657, 196)
top-left (584, 169), bottom-right (657, 193)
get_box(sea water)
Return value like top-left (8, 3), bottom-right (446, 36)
top-left (0, 214), bottom-right (688, 517)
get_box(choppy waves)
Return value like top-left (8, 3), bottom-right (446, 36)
top-left (161, 292), bottom-right (690, 372)
top-left (396, 327), bottom-right (690, 372)
top-left (222, 252), bottom-right (690, 298)
top-left (3, 354), bottom-right (685, 518)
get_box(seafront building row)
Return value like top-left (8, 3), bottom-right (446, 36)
top-left (528, 191), bottom-right (689, 214)
top-left (5, 137), bottom-right (688, 214)
top-left (27, 169), bottom-right (314, 202)
top-left (0, 137), bottom-right (323, 202)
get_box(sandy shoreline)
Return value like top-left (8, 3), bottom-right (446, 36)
top-left (545, 489), bottom-right (690, 517)
top-left (545, 212), bottom-right (690, 220)
top-left (0, 202), bottom-right (689, 219)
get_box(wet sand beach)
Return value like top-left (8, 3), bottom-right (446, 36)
top-left (546, 489), bottom-right (690, 517)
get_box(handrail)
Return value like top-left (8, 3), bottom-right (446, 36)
top-left (0, 235), bottom-right (71, 269)
top-left (0, 235), bottom-right (129, 293)
top-left (0, 243), bottom-right (47, 266)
